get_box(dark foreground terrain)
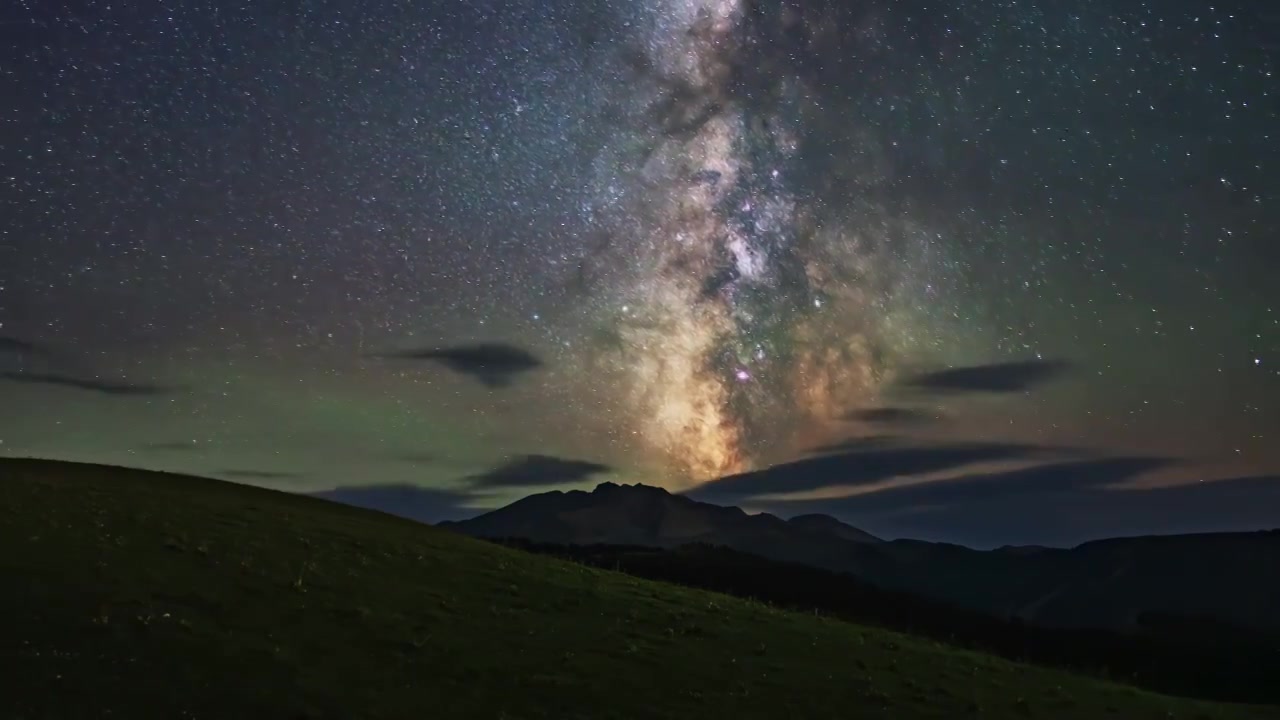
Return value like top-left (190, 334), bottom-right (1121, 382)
top-left (2, 458), bottom-right (1276, 719)
top-left (496, 539), bottom-right (1280, 704)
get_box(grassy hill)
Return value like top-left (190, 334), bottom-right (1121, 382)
top-left (494, 539), bottom-right (1280, 704)
top-left (1, 458), bottom-right (1275, 720)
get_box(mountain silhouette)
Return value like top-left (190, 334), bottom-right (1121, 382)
top-left (442, 482), bottom-right (1280, 637)
top-left (440, 481), bottom-right (881, 553)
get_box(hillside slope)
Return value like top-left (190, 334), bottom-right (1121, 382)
top-left (1, 458), bottom-right (1275, 720)
top-left (495, 539), bottom-right (1280, 704)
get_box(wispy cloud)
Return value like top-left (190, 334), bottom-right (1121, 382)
top-left (465, 454), bottom-right (613, 489)
top-left (368, 342), bottom-right (543, 388)
top-left (899, 359), bottom-right (1072, 393)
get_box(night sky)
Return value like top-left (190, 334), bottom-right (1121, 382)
top-left (3, 0), bottom-right (1278, 547)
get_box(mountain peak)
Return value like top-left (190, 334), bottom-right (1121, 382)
top-left (787, 513), bottom-right (882, 543)
top-left (788, 513), bottom-right (846, 526)
top-left (446, 482), bottom-right (881, 550)
top-left (592, 481), bottom-right (670, 495)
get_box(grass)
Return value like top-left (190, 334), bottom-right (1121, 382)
top-left (1, 458), bottom-right (1275, 720)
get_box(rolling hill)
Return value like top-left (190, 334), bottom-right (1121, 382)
top-left (493, 539), bottom-right (1280, 704)
top-left (2, 457), bottom-right (1276, 719)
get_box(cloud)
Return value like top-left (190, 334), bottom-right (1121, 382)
top-left (843, 407), bottom-right (941, 425)
top-left (791, 457), bottom-right (1173, 511)
top-left (899, 359), bottom-right (1072, 393)
top-left (738, 456), bottom-right (1194, 548)
top-left (219, 469), bottom-right (303, 481)
top-left (1, 371), bottom-right (175, 396)
top-left (369, 342), bottom-right (542, 388)
top-left (887, 471), bottom-right (1280, 549)
top-left (686, 441), bottom-right (1056, 504)
top-left (311, 484), bottom-right (479, 525)
top-left (803, 435), bottom-right (903, 455)
top-left (464, 454), bottom-right (613, 489)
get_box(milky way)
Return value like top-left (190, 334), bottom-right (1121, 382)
top-left (3, 0), bottom-right (1279, 541)
top-left (562, 0), bottom-right (966, 480)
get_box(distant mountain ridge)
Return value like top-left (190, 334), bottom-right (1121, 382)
top-left (439, 481), bottom-right (881, 557)
top-left (441, 482), bottom-right (1280, 637)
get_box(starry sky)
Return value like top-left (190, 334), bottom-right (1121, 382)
top-left (2, 0), bottom-right (1278, 546)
